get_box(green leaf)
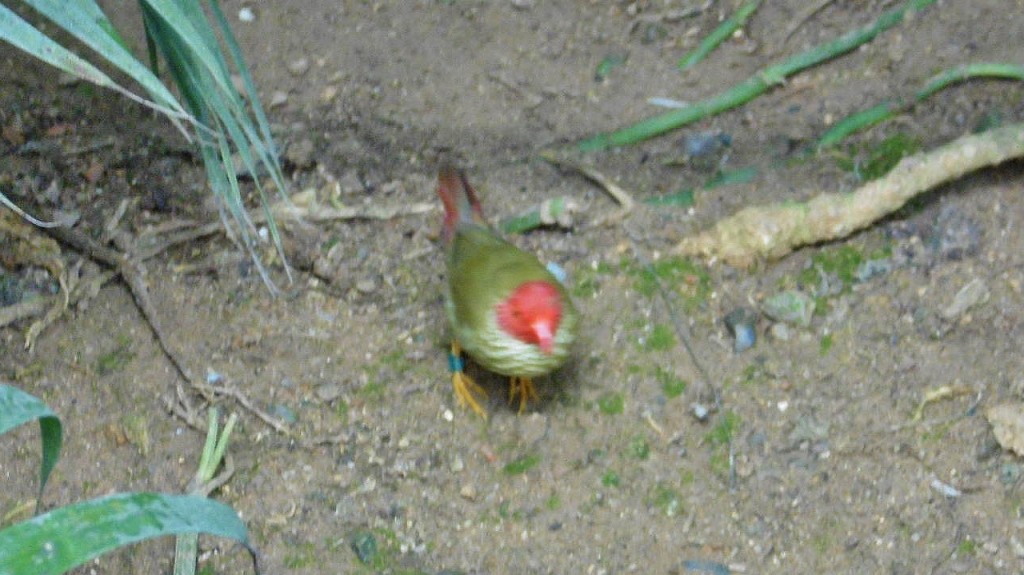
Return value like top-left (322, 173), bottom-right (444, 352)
top-left (0, 493), bottom-right (256, 575)
top-left (0, 5), bottom-right (112, 88)
top-left (0, 384), bottom-right (62, 505)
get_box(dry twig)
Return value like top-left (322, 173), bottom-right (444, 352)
top-left (540, 150), bottom-right (636, 225)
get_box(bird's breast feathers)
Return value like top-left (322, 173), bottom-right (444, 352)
top-left (451, 298), bottom-right (576, 377)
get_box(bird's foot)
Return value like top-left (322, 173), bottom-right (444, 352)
top-left (450, 343), bottom-right (488, 418)
top-left (508, 377), bottom-right (539, 414)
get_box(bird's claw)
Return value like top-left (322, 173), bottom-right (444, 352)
top-left (450, 342), bottom-right (488, 419)
top-left (453, 371), bottom-right (488, 419)
top-left (508, 377), bottom-right (539, 414)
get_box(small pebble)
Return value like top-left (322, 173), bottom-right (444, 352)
top-left (690, 403), bottom-right (710, 422)
top-left (206, 368), bottom-right (224, 385)
top-left (724, 307), bottom-right (758, 352)
top-left (941, 278), bottom-right (989, 320)
top-left (855, 258), bottom-right (892, 282)
top-left (769, 322), bottom-right (791, 341)
top-left (270, 404), bottom-right (297, 424)
top-left (320, 85), bottom-right (339, 104)
top-left (287, 58), bottom-right (310, 76)
top-left (284, 138), bottom-right (316, 168)
top-left (238, 7), bottom-right (255, 22)
top-left (356, 278), bottom-right (378, 294)
top-left (316, 383), bottom-right (344, 402)
top-left (57, 72), bottom-right (80, 87)
top-left (349, 530), bottom-right (378, 565)
top-left (1011, 536), bottom-right (1024, 558)
top-left (683, 131), bottom-right (731, 158)
top-left (269, 90), bottom-right (289, 108)
top-left (450, 455), bottom-right (464, 472)
top-left (930, 476), bottom-right (961, 498)
top-left (931, 204), bottom-right (982, 260)
top-left (762, 290), bottom-right (815, 327)
top-left (338, 170), bottom-right (364, 194)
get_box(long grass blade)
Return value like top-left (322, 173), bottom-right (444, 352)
top-left (207, 0), bottom-right (281, 177)
top-left (135, 0), bottom-right (235, 97)
top-left (139, 0), bottom-right (290, 287)
top-left (0, 5), bottom-right (112, 88)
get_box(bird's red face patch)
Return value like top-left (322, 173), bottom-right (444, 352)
top-left (496, 281), bottom-right (562, 354)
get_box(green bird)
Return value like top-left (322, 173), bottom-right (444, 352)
top-left (436, 166), bottom-right (577, 418)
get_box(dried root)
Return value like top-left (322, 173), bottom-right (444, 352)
top-left (675, 122), bottom-right (1024, 268)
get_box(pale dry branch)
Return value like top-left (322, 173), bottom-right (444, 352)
top-left (676, 122), bottom-right (1024, 267)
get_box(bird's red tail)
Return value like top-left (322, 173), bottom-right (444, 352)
top-left (437, 166), bottom-right (487, 243)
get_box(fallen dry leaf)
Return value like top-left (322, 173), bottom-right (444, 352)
top-left (83, 159), bottom-right (105, 183)
top-left (987, 403), bottom-right (1024, 456)
top-left (2, 123), bottom-right (24, 146)
top-left (45, 122), bottom-right (75, 137)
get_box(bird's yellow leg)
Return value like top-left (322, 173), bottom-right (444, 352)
top-left (508, 377), bottom-right (539, 414)
top-left (450, 342), bottom-right (488, 418)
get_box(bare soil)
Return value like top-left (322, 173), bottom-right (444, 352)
top-left (4, 1), bottom-right (1024, 574)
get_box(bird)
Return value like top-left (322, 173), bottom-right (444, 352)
top-left (435, 166), bottom-right (577, 418)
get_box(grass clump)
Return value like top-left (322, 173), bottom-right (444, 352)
top-left (2, 0), bottom-right (290, 288)
top-left (597, 392), bottom-right (625, 415)
top-left (655, 366), bottom-right (688, 398)
top-left (631, 257), bottom-right (711, 312)
top-left (95, 335), bottom-right (135, 375)
top-left (628, 435), bottom-right (651, 460)
top-left (640, 323), bottom-right (676, 352)
top-left (503, 453), bottom-right (541, 475)
top-left (836, 133), bottom-right (922, 181)
top-left (648, 482), bottom-right (683, 517)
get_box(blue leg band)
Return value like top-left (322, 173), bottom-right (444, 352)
top-left (448, 352), bottom-right (464, 373)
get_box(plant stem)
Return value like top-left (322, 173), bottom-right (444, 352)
top-left (678, 0), bottom-right (762, 71)
top-left (577, 0), bottom-right (937, 151)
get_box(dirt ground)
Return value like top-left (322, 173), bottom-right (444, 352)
top-left (4, 1), bottom-right (1024, 573)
